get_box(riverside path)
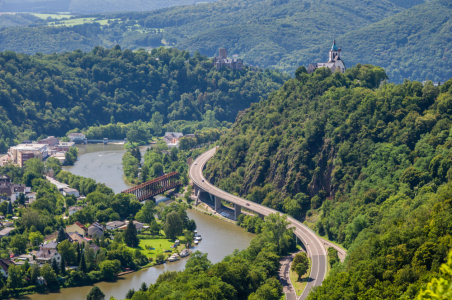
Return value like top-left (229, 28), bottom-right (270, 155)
top-left (189, 147), bottom-right (346, 299)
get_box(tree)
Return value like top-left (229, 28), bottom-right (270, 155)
top-left (292, 252), bottom-right (309, 280)
top-left (124, 220), bottom-right (139, 247)
top-left (87, 286), bottom-right (105, 300)
top-left (60, 254), bottom-right (66, 276)
top-left (263, 213), bottom-right (292, 254)
top-left (184, 231), bottom-right (193, 245)
top-left (135, 201), bottom-right (155, 224)
top-left (140, 282), bottom-right (148, 292)
top-left (40, 263), bottom-right (58, 287)
top-left (17, 193), bottom-right (26, 206)
top-left (99, 260), bottom-right (121, 281)
top-left (184, 251), bottom-right (211, 271)
top-left (52, 257), bottom-right (59, 275)
top-left (417, 249), bottom-right (452, 299)
top-left (79, 253), bottom-right (87, 273)
top-left (30, 264), bottom-right (41, 285)
top-left (248, 277), bottom-right (282, 300)
top-left (29, 231), bottom-right (44, 247)
top-left (10, 234), bottom-right (28, 254)
top-left (7, 201), bottom-right (13, 215)
top-left (57, 226), bottom-right (66, 242)
top-left (125, 288), bottom-right (135, 299)
top-left (58, 240), bottom-right (77, 265)
top-left (163, 211), bottom-right (183, 239)
top-left (24, 158), bottom-right (44, 175)
top-left (6, 264), bottom-right (22, 289)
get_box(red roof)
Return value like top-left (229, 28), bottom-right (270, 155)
top-left (66, 221), bottom-right (87, 232)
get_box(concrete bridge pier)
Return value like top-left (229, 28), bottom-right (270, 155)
top-left (258, 213), bottom-right (265, 220)
top-left (193, 184), bottom-right (199, 196)
top-left (234, 204), bottom-right (241, 220)
top-left (214, 196), bottom-right (221, 212)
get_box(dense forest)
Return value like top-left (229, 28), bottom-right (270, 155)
top-left (0, 0), bottom-right (448, 83)
top-left (0, 46), bottom-right (288, 151)
top-left (204, 63), bottom-right (452, 298)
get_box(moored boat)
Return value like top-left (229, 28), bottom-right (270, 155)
top-left (180, 249), bottom-right (190, 257)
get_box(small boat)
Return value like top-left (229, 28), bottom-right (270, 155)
top-left (180, 249), bottom-right (190, 258)
top-left (194, 230), bottom-right (197, 235)
top-left (195, 236), bottom-right (202, 241)
top-left (168, 253), bottom-right (180, 262)
top-left (194, 240), bottom-right (199, 245)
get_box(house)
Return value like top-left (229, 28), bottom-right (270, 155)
top-left (68, 206), bottom-right (83, 216)
top-left (163, 132), bottom-right (184, 148)
top-left (25, 192), bottom-right (37, 204)
top-left (87, 243), bottom-right (100, 253)
top-left (54, 142), bottom-right (75, 152)
top-left (66, 221), bottom-right (87, 236)
top-left (119, 221), bottom-right (144, 232)
top-left (67, 133), bottom-right (86, 144)
top-left (308, 40), bottom-right (346, 75)
top-left (68, 232), bottom-right (89, 244)
top-left (41, 241), bottom-right (58, 250)
top-left (37, 136), bottom-right (59, 146)
top-left (0, 227), bottom-right (15, 238)
top-left (88, 222), bottom-right (105, 238)
top-left (0, 175), bottom-right (30, 203)
top-left (106, 220), bottom-right (125, 230)
top-left (0, 259), bottom-right (13, 277)
top-left (35, 248), bottom-right (61, 264)
top-left (63, 188), bottom-right (79, 197)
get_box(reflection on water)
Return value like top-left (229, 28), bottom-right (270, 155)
top-left (21, 144), bottom-right (255, 300)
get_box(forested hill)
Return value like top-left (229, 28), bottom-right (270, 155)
top-left (0, 46), bottom-right (289, 151)
top-left (0, 0), bottom-right (449, 83)
top-left (286, 0), bottom-right (452, 83)
top-left (204, 64), bottom-right (452, 298)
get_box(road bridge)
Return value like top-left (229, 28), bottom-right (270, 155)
top-left (122, 172), bottom-right (181, 202)
top-left (190, 147), bottom-right (346, 299)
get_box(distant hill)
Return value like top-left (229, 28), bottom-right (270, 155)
top-left (282, 0), bottom-right (452, 83)
top-left (0, 0), bottom-right (220, 13)
top-left (0, 0), bottom-right (447, 83)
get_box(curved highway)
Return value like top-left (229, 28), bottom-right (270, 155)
top-left (189, 147), bottom-right (344, 299)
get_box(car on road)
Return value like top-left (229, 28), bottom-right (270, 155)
top-left (246, 203), bottom-right (250, 206)
top-left (202, 179), bottom-right (204, 182)
top-left (194, 162), bottom-right (197, 165)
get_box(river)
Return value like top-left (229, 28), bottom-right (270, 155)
top-left (19, 144), bottom-right (255, 300)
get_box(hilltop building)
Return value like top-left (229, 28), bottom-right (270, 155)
top-left (308, 40), bottom-right (346, 74)
top-left (214, 48), bottom-right (243, 71)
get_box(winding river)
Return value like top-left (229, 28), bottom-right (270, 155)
top-left (19, 144), bottom-right (254, 300)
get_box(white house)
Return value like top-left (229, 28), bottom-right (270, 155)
top-left (35, 248), bottom-right (61, 264)
top-left (68, 206), bottom-right (83, 216)
top-left (63, 188), bottom-right (80, 197)
top-left (106, 220), bottom-right (125, 230)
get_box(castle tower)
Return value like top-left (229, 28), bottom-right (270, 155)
top-left (219, 48), bottom-right (227, 59)
top-left (328, 40), bottom-right (341, 62)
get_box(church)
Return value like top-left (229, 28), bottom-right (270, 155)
top-left (308, 40), bottom-right (346, 74)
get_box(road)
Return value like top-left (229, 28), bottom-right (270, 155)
top-left (189, 147), bottom-right (337, 299)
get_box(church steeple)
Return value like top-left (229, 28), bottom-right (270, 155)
top-left (329, 39), bottom-right (341, 62)
top-left (331, 40), bottom-right (339, 51)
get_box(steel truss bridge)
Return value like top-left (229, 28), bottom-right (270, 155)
top-left (121, 172), bottom-right (181, 201)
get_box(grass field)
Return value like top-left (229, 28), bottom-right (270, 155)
top-left (289, 257), bottom-right (312, 296)
top-left (47, 18), bottom-right (119, 27)
top-left (125, 234), bottom-right (187, 261)
top-left (32, 13), bottom-right (73, 20)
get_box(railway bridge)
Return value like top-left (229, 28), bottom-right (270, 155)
top-left (122, 172), bottom-right (181, 202)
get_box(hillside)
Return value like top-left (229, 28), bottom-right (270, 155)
top-left (283, 0), bottom-right (452, 83)
top-left (0, 0), bottom-right (220, 14)
top-left (204, 64), bottom-right (452, 298)
top-left (0, 0), bottom-right (447, 83)
top-left (0, 46), bottom-right (289, 152)
top-left (0, 0), bottom-right (403, 70)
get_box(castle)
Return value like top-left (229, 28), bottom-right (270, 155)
top-left (214, 48), bottom-right (243, 71)
top-left (308, 40), bottom-right (346, 74)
